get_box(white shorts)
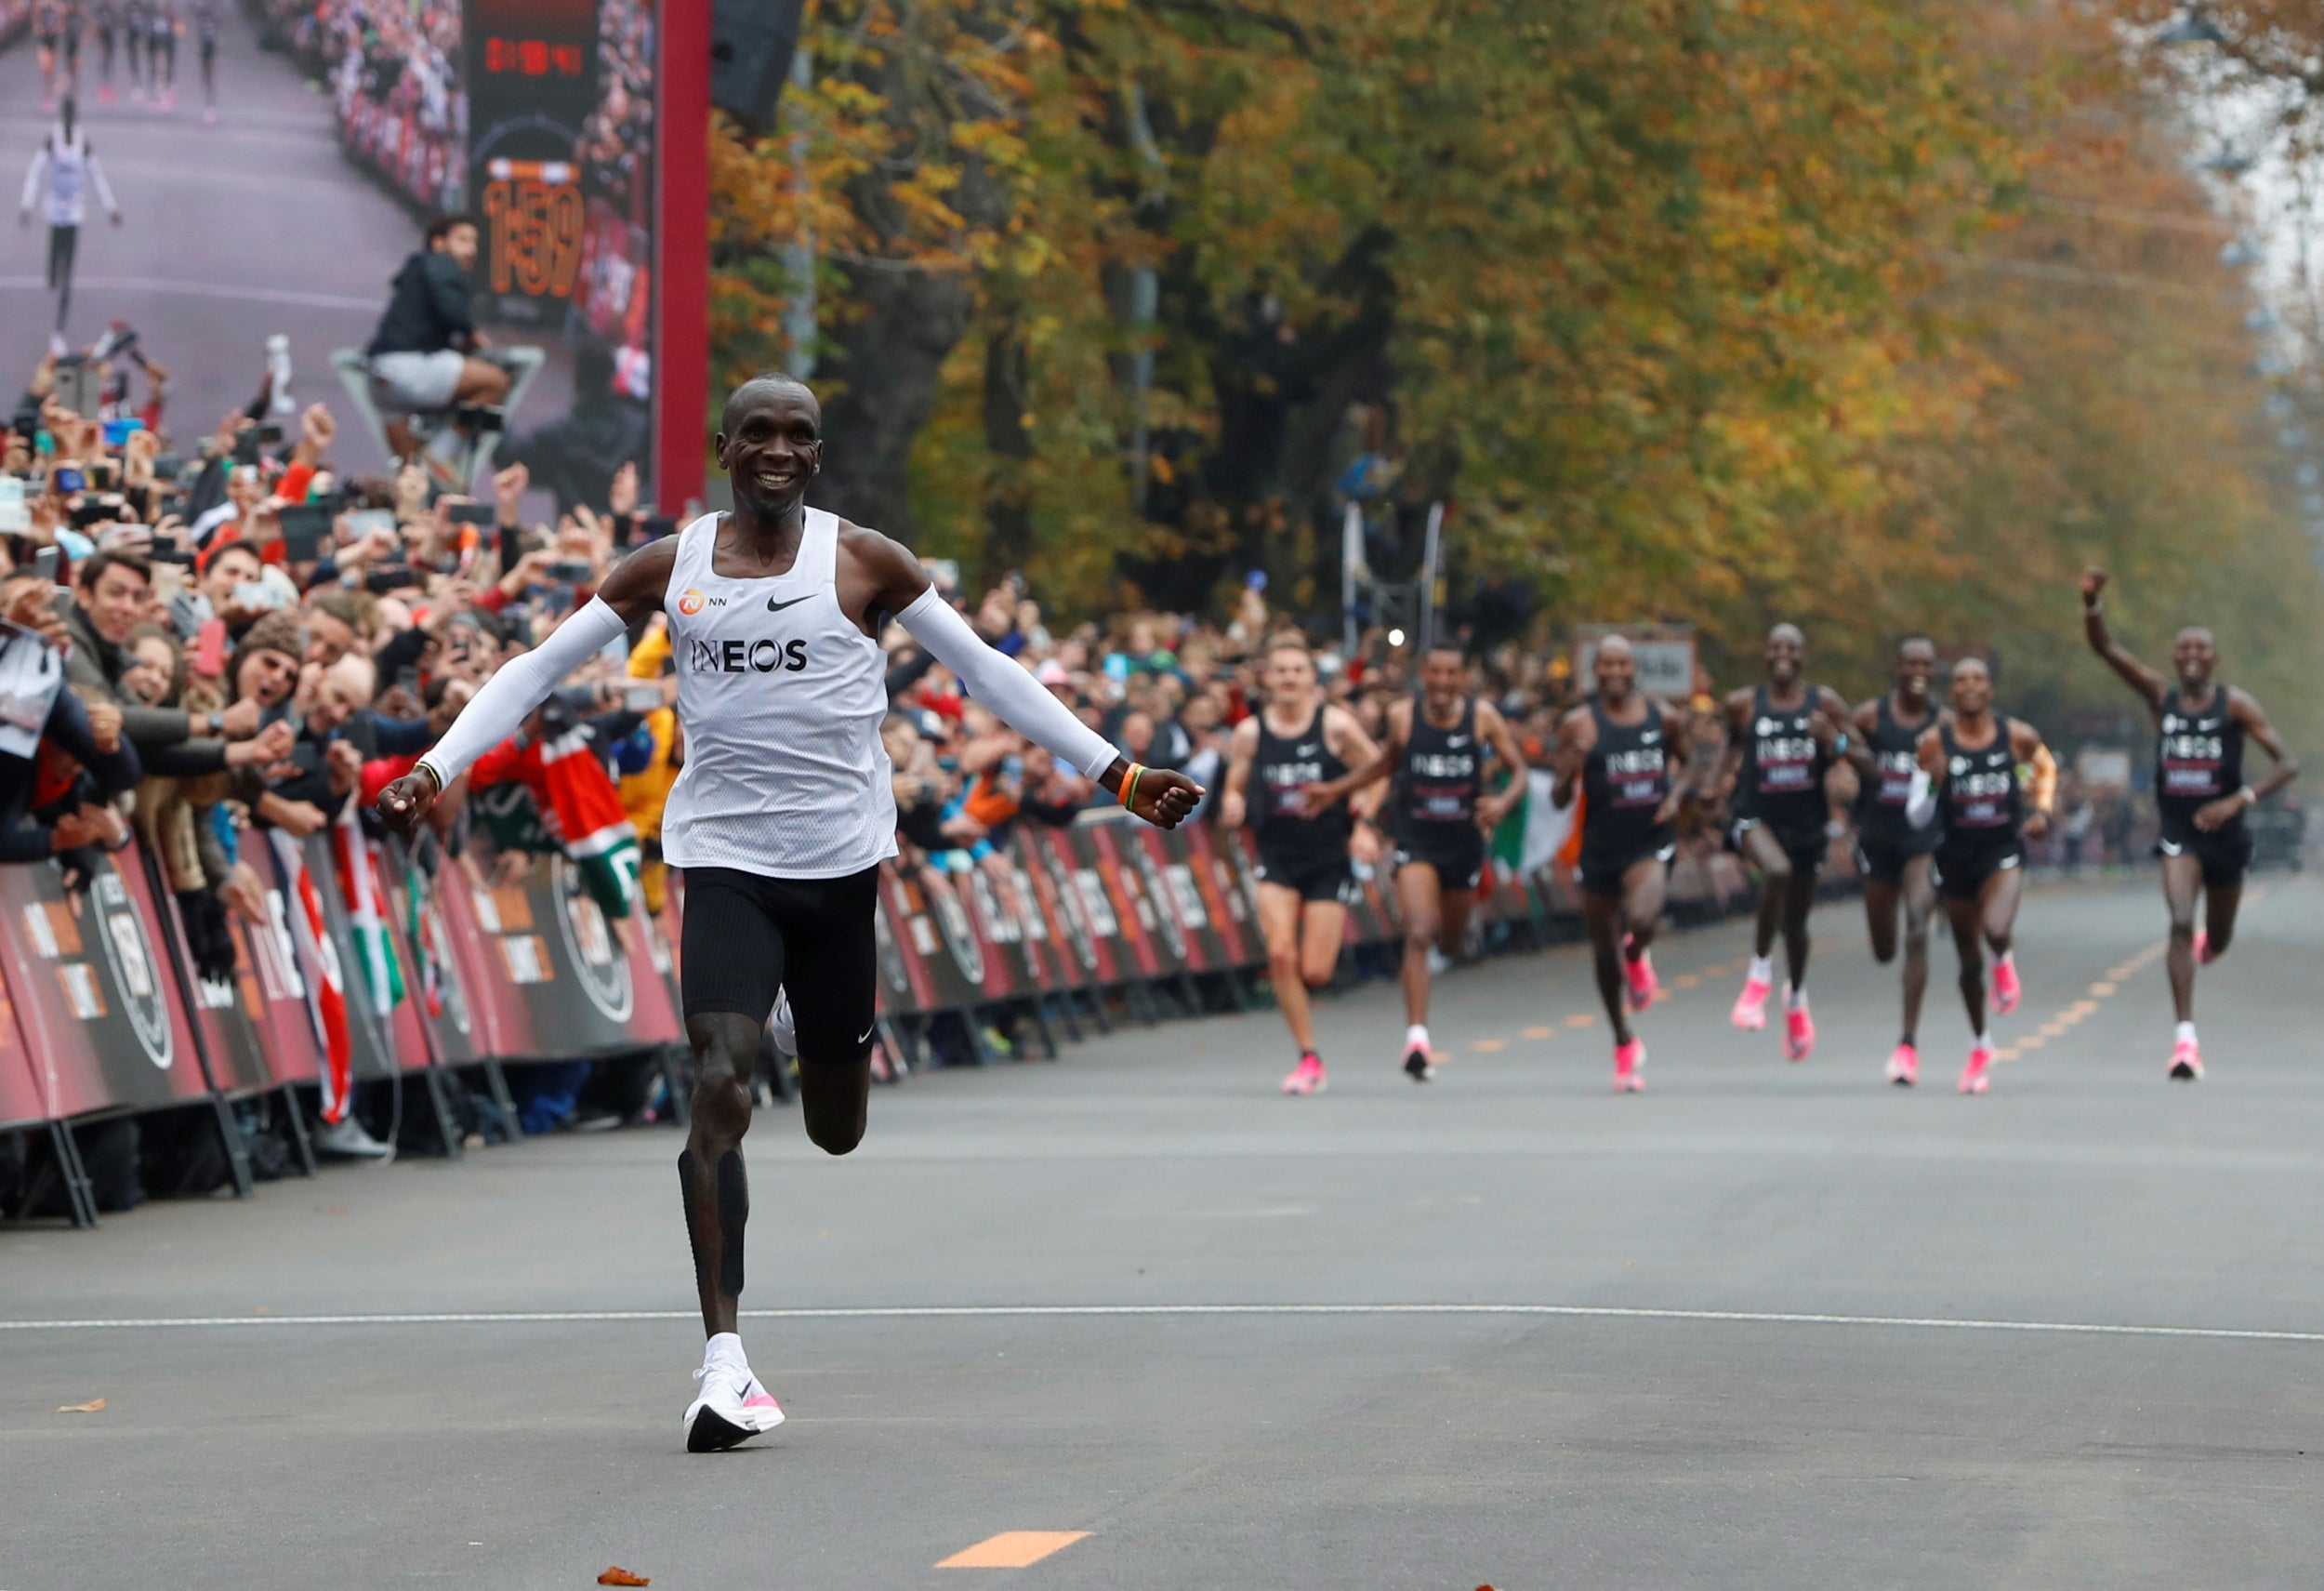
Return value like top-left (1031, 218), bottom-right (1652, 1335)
top-left (367, 349), bottom-right (467, 413)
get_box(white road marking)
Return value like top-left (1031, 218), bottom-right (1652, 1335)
top-left (0, 276), bottom-right (382, 312)
top-left (3, 1303), bottom-right (2321, 1346)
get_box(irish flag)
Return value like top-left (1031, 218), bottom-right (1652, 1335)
top-left (270, 829), bottom-right (353, 1125)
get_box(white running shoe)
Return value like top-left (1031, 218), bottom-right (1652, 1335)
top-left (684, 1357), bottom-right (786, 1453)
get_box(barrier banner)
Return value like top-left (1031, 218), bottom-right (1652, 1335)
top-left (376, 846), bottom-right (484, 1068)
top-left (222, 892), bottom-right (328, 1090)
top-left (1126, 824), bottom-right (1233, 974)
top-left (429, 858), bottom-right (532, 1059)
top-left (881, 863), bottom-right (988, 1014)
top-left (1017, 829), bottom-right (1125, 989)
top-left (952, 864), bottom-right (1025, 1003)
top-left (0, 976), bottom-right (47, 1130)
top-left (991, 843), bottom-right (1082, 994)
top-left (152, 872), bottom-right (279, 1100)
top-left (1181, 825), bottom-right (1260, 970)
top-left (1076, 825), bottom-right (1179, 981)
top-left (1344, 861), bottom-right (1401, 946)
top-left (456, 854), bottom-right (682, 1059)
top-left (290, 831), bottom-right (416, 1082)
top-left (0, 846), bottom-right (210, 1119)
top-left (870, 865), bottom-right (940, 1018)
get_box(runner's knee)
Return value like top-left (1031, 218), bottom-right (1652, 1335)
top-left (802, 1100), bottom-right (865, 1157)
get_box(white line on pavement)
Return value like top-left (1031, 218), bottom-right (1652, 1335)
top-left (3, 1302), bottom-right (2321, 1345)
top-left (0, 276), bottom-right (380, 312)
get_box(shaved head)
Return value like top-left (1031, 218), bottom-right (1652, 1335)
top-left (723, 373), bottom-right (820, 434)
top-left (1768, 623), bottom-right (1804, 648)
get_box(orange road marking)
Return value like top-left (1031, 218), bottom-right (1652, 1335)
top-left (2090, 981), bottom-right (2117, 997)
top-left (1994, 1048), bottom-right (2021, 1063)
top-left (1671, 974), bottom-right (1701, 990)
top-left (1565, 1013), bottom-right (1595, 1028)
top-left (1470, 1038), bottom-right (1508, 1053)
top-left (938, 1532), bottom-right (1090, 1570)
top-left (1521, 1026), bottom-right (1555, 1040)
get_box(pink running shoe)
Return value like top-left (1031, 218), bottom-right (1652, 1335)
top-left (1990, 957), bottom-right (2021, 1016)
top-left (1730, 974), bottom-right (1771, 1030)
top-left (2168, 1039), bottom-right (2204, 1081)
top-left (1958, 1044), bottom-right (1993, 1094)
top-left (1623, 942), bottom-right (1659, 1010)
top-left (1280, 1053), bottom-right (1327, 1095)
top-left (1782, 993), bottom-right (1816, 1062)
top-left (1613, 1038), bottom-right (1646, 1093)
top-left (2193, 930), bottom-right (2211, 965)
top-left (1885, 1042), bottom-right (1919, 1087)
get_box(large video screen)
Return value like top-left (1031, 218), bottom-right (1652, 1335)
top-left (2, 0), bottom-right (657, 506)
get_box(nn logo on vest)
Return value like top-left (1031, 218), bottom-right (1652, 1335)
top-left (687, 637), bottom-right (809, 674)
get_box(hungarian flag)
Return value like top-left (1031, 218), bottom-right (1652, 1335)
top-left (269, 829), bottom-right (353, 1125)
top-left (332, 801), bottom-right (403, 1016)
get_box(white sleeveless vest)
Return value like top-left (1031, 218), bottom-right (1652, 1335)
top-left (658, 509), bottom-right (898, 879)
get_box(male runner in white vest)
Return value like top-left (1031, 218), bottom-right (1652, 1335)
top-left (381, 375), bottom-right (1202, 1450)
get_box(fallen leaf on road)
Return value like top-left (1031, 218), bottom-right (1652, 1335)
top-left (597, 1570), bottom-right (650, 1586)
top-left (57, 1398), bottom-right (107, 1413)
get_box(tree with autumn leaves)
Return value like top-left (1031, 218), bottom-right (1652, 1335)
top-left (710, 0), bottom-right (2324, 747)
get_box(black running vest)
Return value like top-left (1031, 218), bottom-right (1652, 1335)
top-left (1253, 706), bottom-right (1352, 858)
top-left (1581, 697), bottom-right (1671, 858)
top-left (1855, 694), bottom-right (1935, 842)
top-left (1938, 721), bottom-right (2021, 837)
top-left (2156, 686), bottom-right (2244, 828)
top-left (1396, 698), bottom-right (1484, 829)
top-left (1738, 683), bottom-right (1830, 827)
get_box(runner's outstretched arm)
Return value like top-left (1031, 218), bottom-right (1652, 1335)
top-left (1300, 698), bottom-right (1405, 815)
top-left (377, 540), bottom-right (676, 834)
top-left (2079, 568), bottom-right (2165, 711)
top-left (857, 533), bottom-right (1200, 829)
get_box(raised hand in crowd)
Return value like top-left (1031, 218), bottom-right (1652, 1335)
top-left (608, 460), bottom-right (640, 519)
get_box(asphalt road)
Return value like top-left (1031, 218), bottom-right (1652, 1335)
top-left (0, 18), bottom-right (571, 473)
top-left (6, 871), bottom-right (2322, 1589)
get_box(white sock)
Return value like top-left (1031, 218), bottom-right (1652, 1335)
top-left (1406, 1024), bottom-right (1430, 1054)
top-left (704, 1331), bottom-right (746, 1369)
top-left (1785, 984), bottom-right (1808, 1011)
top-left (1974, 1030), bottom-right (1990, 1051)
top-left (2175, 1021), bottom-right (2198, 1047)
top-left (1996, 949), bottom-right (2014, 968)
top-left (1747, 954), bottom-right (1773, 985)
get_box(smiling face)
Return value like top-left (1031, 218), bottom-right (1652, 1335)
top-left (2172, 627), bottom-right (2216, 690)
top-left (1593, 636), bottom-right (1637, 706)
top-left (1895, 637), bottom-right (1937, 706)
top-left (716, 379), bottom-right (823, 516)
top-left (1265, 643), bottom-right (1317, 708)
top-left (1420, 647), bottom-right (1467, 713)
top-left (1949, 656), bottom-right (1993, 718)
top-left (123, 635), bottom-right (177, 706)
top-left (1764, 624), bottom-right (1804, 687)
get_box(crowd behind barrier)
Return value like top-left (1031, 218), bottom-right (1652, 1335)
top-left (1, 318), bottom-right (2303, 1227)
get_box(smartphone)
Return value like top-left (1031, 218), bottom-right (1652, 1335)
top-left (33, 546), bottom-right (61, 585)
top-left (86, 462), bottom-right (117, 492)
top-left (70, 498), bottom-right (119, 530)
top-left (51, 466), bottom-right (86, 497)
top-left (548, 559), bottom-right (594, 584)
top-left (100, 418), bottom-right (143, 449)
top-left (257, 420), bottom-right (284, 444)
top-left (394, 665), bottom-right (420, 696)
top-left (53, 358), bottom-right (100, 420)
top-left (152, 454), bottom-right (183, 482)
top-left (149, 535), bottom-right (195, 566)
top-left (279, 503), bottom-right (333, 563)
top-left (447, 501), bottom-right (497, 525)
top-left (232, 428), bottom-right (262, 469)
top-left (366, 564), bottom-right (422, 595)
top-left (344, 508), bottom-right (396, 540)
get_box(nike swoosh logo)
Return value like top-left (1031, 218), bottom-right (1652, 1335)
top-left (857, 1022), bottom-right (876, 1044)
top-left (2159, 840), bottom-right (2184, 856)
top-left (768, 593), bottom-right (816, 613)
top-left (1446, 736), bottom-right (1468, 748)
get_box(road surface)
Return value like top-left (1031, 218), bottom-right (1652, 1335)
top-left (6, 871), bottom-right (2322, 1588)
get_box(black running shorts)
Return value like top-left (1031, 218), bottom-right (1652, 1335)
top-left (1393, 824), bottom-right (1486, 892)
top-left (2154, 817), bottom-right (2251, 890)
top-left (1577, 836), bottom-right (1676, 898)
top-left (1933, 836), bottom-right (2024, 902)
top-left (681, 864), bottom-right (879, 1063)
top-left (1855, 831), bottom-right (1936, 886)
top-left (1731, 815), bottom-right (1828, 878)
top-left (1253, 845), bottom-right (1351, 904)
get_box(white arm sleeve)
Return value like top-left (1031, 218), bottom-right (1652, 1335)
top-left (1905, 767), bottom-right (1938, 830)
top-left (415, 597), bottom-right (629, 788)
top-left (896, 587), bottom-right (1117, 781)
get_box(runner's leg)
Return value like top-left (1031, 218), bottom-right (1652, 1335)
top-left (1298, 897), bottom-right (1346, 991)
top-left (1943, 893), bottom-right (1984, 1033)
top-left (1780, 857), bottom-right (1816, 992)
top-left (1437, 883), bottom-right (1475, 959)
top-left (1978, 861), bottom-right (2024, 961)
top-left (1899, 855), bottom-right (1935, 1045)
top-left (1581, 889), bottom-right (1631, 1046)
top-left (1620, 851), bottom-right (1668, 961)
top-left (1863, 873), bottom-right (1900, 964)
top-left (2200, 876), bottom-right (2242, 964)
top-left (1258, 882), bottom-right (1317, 1054)
top-left (2160, 853), bottom-right (2202, 1023)
top-left (1741, 825), bottom-right (1790, 959)
top-left (777, 868), bottom-right (880, 1158)
top-left (679, 1012), bottom-right (760, 1338)
top-left (1395, 860), bottom-right (1442, 1027)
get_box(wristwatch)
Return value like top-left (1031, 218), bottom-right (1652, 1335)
top-left (2240, 784), bottom-right (2257, 806)
top-left (205, 711), bottom-right (223, 736)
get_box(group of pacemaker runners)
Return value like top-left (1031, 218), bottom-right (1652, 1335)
top-left (1208, 581), bottom-right (2293, 1100)
top-left (383, 374), bottom-right (2297, 1451)
top-left (33, 0), bottom-right (221, 120)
